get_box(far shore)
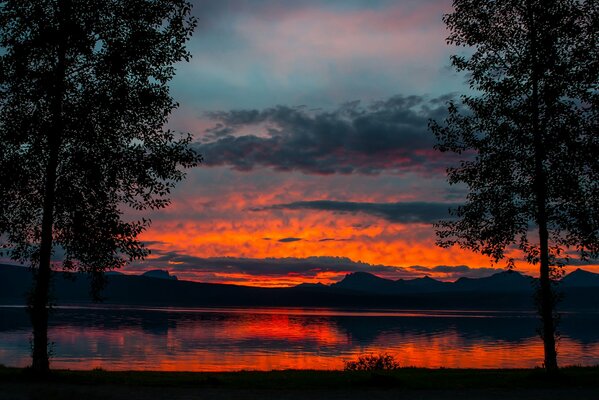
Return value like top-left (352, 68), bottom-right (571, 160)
top-left (1, 366), bottom-right (598, 400)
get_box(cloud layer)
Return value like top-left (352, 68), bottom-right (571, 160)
top-left (196, 95), bottom-right (457, 175)
top-left (173, 0), bottom-right (458, 111)
top-left (254, 200), bottom-right (459, 223)
top-left (129, 251), bottom-right (504, 286)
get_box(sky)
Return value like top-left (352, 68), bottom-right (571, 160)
top-left (118, 0), bottom-right (597, 287)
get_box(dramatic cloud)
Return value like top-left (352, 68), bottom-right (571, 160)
top-left (409, 265), bottom-right (504, 279)
top-left (195, 95), bottom-right (457, 175)
top-left (125, 250), bottom-right (506, 286)
top-left (253, 200), bottom-right (459, 223)
top-left (141, 254), bottom-right (411, 279)
top-left (132, 252), bottom-right (497, 282)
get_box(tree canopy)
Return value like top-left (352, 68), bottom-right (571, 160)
top-left (0, 0), bottom-right (200, 372)
top-left (430, 0), bottom-right (598, 371)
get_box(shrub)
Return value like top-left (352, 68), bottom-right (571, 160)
top-left (344, 353), bottom-right (401, 371)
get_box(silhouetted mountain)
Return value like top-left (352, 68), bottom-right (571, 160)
top-left (453, 270), bottom-right (534, 292)
top-left (332, 272), bottom-right (452, 294)
top-left (141, 269), bottom-right (178, 280)
top-left (562, 268), bottom-right (599, 288)
top-left (396, 275), bottom-right (453, 292)
top-left (0, 264), bottom-right (32, 303)
top-left (294, 282), bottom-right (327, 290)
top-left (332, 271), bottom-right (401, 293)
top-left (332, 270), bottom-right (532, 294)
top-left (1, 264), bottom-right (598, 310)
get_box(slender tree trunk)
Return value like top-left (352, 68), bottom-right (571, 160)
top-left (29, 0), bottom-right (68, 375)
top-left (528, 0), bottom-right (558, 373)
top-left (30, 147), bottom-right (59, 374)
top-left (534, 133), bottom-right (558, 372)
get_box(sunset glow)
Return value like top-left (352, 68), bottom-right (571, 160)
top-left (1, 0), bottom-right (598, 386)
top-left (5, 0), bottom-right (597, 287)
top-left (100, 0), bottom-right (599, 287)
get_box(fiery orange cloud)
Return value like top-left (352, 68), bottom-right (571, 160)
top-left (137, 210), bottom-right (504, 287)
top-left (123, 166), bottom-right (598, 287)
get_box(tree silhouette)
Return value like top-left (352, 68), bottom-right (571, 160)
top-left (0, 0), bottom-right (200, 374)
top-left (430, 0), bottom-right (598, 372)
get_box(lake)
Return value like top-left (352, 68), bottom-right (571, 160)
top-left (1, 305), bottom-right (598, 371)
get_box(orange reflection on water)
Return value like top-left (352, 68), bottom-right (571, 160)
top-left (41, 327), bottom-right (599, 371)
top-left (2, 307), bottom-right (598, 371)
top-left (214, 314), bottom-right (346, 344)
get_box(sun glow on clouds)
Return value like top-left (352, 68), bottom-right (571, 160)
top-left (119, 1), bottom-right (598, 288)
top-left (119, 157), bottom-right (596, 288)
top-left (130, 167), bottom-right (500, 287)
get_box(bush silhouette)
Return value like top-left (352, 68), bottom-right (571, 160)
top-left (344, 353), bottom-right (400, 371)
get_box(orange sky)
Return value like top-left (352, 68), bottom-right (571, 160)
top-left (117, 0), bottom-right (599, 288)
top-left (121, 168), bottom-right (599, 288)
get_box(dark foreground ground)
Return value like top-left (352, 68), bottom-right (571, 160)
top-left (1, 366), bottom-right (598, 400)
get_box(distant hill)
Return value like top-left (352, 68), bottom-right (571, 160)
top-left (1, 263), bottom-right (598, 311)
top-left (399, 275), bottom-right (452, 292)
top-left (453, 270), bottom-right (534, 292)
top-left (333, 269), bottom-right (534, 294)
top-left (141, 269), bottom-right (178, 280)
top-left (333, 272), bottom-right (454, 294)
top-left (562, 268), bottom-right (599, 288)
top-left (332, 271), bottom-right (402, 293)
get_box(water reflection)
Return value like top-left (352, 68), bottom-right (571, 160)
top-left (0, 306), bottom-right (598, 371)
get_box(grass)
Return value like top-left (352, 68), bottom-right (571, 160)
top-left (0, 366), bottom-right (598, 390)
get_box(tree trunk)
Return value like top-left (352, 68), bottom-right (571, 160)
top-left (29, 0), bottom-right (68, 375)
top-left (532, 73), bottom-right (559, 372)
top-left (528, 0), bottom-right (558, 373)
top-left (538, 225), bottom-right (558, 372)
top-left (29, 150), bottom-right (59, 374)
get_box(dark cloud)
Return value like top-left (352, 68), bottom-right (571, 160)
top-left (411, 265), bottom-right (472, 273)
top-left (142, 240), bottom-right (170, 247)
top-left (132, 251), bottom-right (499, 282)
top-left (253, 200), bottom-right (459, 223)
top-left (139, 253), bottom-right (415, 279)
top-left (278, 237), bottom-right (302, 243)
top-left (410, 264), bottom-right (504, 279)
top-left (196, 94), bottom-right (457, 175)
top-left (553, 256), bottom-right (599, 266)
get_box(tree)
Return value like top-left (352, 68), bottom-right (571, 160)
top-left (0, 0), bottom-right (200, 374)
top-left (429, 0), bottom-right (598, 372)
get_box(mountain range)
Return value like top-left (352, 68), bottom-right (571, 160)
top-left (330, 269), bottom-right (597, 293)
top-left (1, 264), bottom-right (598, 311)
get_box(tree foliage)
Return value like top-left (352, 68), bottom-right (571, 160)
top-left (0, 0), bottom-right (200, 372)
top-left (344, 353), bottom-right (401, 372)
top-left (0, 0), bottom-right (199, 287)
top-left (430, 0), bottom-right (598, 371)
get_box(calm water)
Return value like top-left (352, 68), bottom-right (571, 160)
top-left (1, 305), bottom-right (598, 371)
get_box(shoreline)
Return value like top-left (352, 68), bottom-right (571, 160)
top-left (2, 366), bottom-right (598, 400)
top-left (2, 365), bottom-right (598, 387)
